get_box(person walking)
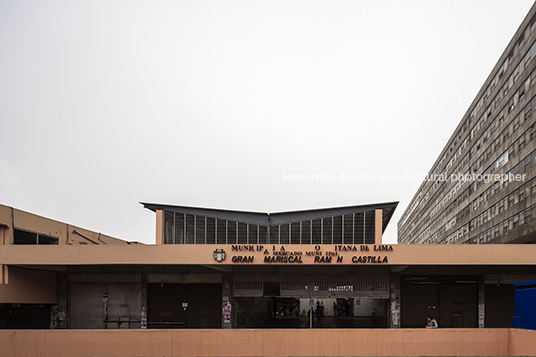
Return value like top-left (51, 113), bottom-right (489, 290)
top-left (315, 301), bottom-right (322, 327)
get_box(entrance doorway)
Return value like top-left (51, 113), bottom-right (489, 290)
top-left (235, 296), bottom-right (389, 328)
top-left (147, 283), bottom-right (221, 328)
top-left (233, 277), bottom-right (390, 328)
top-left (401, 277), bottom-right (479, 328)
top-left (298, 297), bottom-right (388, 328)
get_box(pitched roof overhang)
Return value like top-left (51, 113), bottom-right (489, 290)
top-left (141, 201), bottom-right (398, 233)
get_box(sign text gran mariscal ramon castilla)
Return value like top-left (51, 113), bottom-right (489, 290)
top-left (226, 244), bottom-right (394, 264)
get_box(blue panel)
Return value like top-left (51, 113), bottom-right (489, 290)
top-left (512, 316), bottom-right (520, 328)
top-left (514, 284), bottom-right (536, 330)
top-left (515, 279), bottom-right (536, 287)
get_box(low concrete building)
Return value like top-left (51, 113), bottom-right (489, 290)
top-left (2, 202), bottom-right (536, 332)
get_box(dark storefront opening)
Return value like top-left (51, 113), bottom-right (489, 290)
top-left (232, 270), bottom-right (392, 328)
top-left (235, 294), bottom-right (389, 328)
top-left (0, 303), bottom-right (50, 329)
top-left (399, 275), bottom-right (514, 328)
top-left (70, 282), bottom-right (141, 329)
top-left (147, 283), bottom-right (221, 329)
top-left (486, 284), bottom-right (515, 327)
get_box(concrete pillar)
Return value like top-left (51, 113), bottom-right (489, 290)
top-left (478, 276), bottom-right (485, 328)
top-left (375, 209), bottom-right (383, 245)
top-left (140, 269), bottom-right (148, 329)
top-left (155, 210), bottom-right (165, 245)
top-left (309, 280), bottom-right (314, 328)
top-left (0, 226), bottom-right (5, 245)
top-left (222, 272), bottom-right (232, 329)
top-left (389, 273), bottom-right (401, 328)
top-left (0, 265), bottom-right (7, 284)
top-left (54, 271), bottom-right (68, 329)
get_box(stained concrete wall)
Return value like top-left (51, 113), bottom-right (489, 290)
top-left (509, 328), bottom-right (536, 356)
top-left (0, 266), bottom-right (56, 304)
top-left (0, 204), bottom-right (135, 245)
top-left (1, 328), bottom-right (535, 357)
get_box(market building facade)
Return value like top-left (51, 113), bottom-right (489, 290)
top-left (2, 202), bottom-right (536, 333)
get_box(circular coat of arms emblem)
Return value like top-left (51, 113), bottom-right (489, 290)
top-left (213, 249), bottom-right (226, 262)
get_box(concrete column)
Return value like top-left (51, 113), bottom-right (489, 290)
top-left (0, 265), bottom-right (7, 284)
top-left (309, 280), bottom-right (314, 328)
top-left (389, 273), bottom-right (401, 328)
top-left (375, 209), bottom-right (383, 245)
top-left (140, 269), bottom-right (148, 329)
top-left (55, 271), bottom-right (68, 329)
top-left (478, 276), bottom-right (485, 328)
top-left (222, 272), bottom-right (232, 329)
top-left (0, 227), bottom-right (5, 245)
top-left (155, 210), bottom-right (165, 245)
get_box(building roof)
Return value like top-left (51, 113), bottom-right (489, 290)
top-left (141, 201), bottom-right (398, 233)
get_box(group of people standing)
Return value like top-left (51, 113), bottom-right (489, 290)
top-left (306, 301), bottom-right (324, 327)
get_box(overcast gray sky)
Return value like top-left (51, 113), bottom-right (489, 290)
top-left (1, 0), bottom-right (535, 244)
